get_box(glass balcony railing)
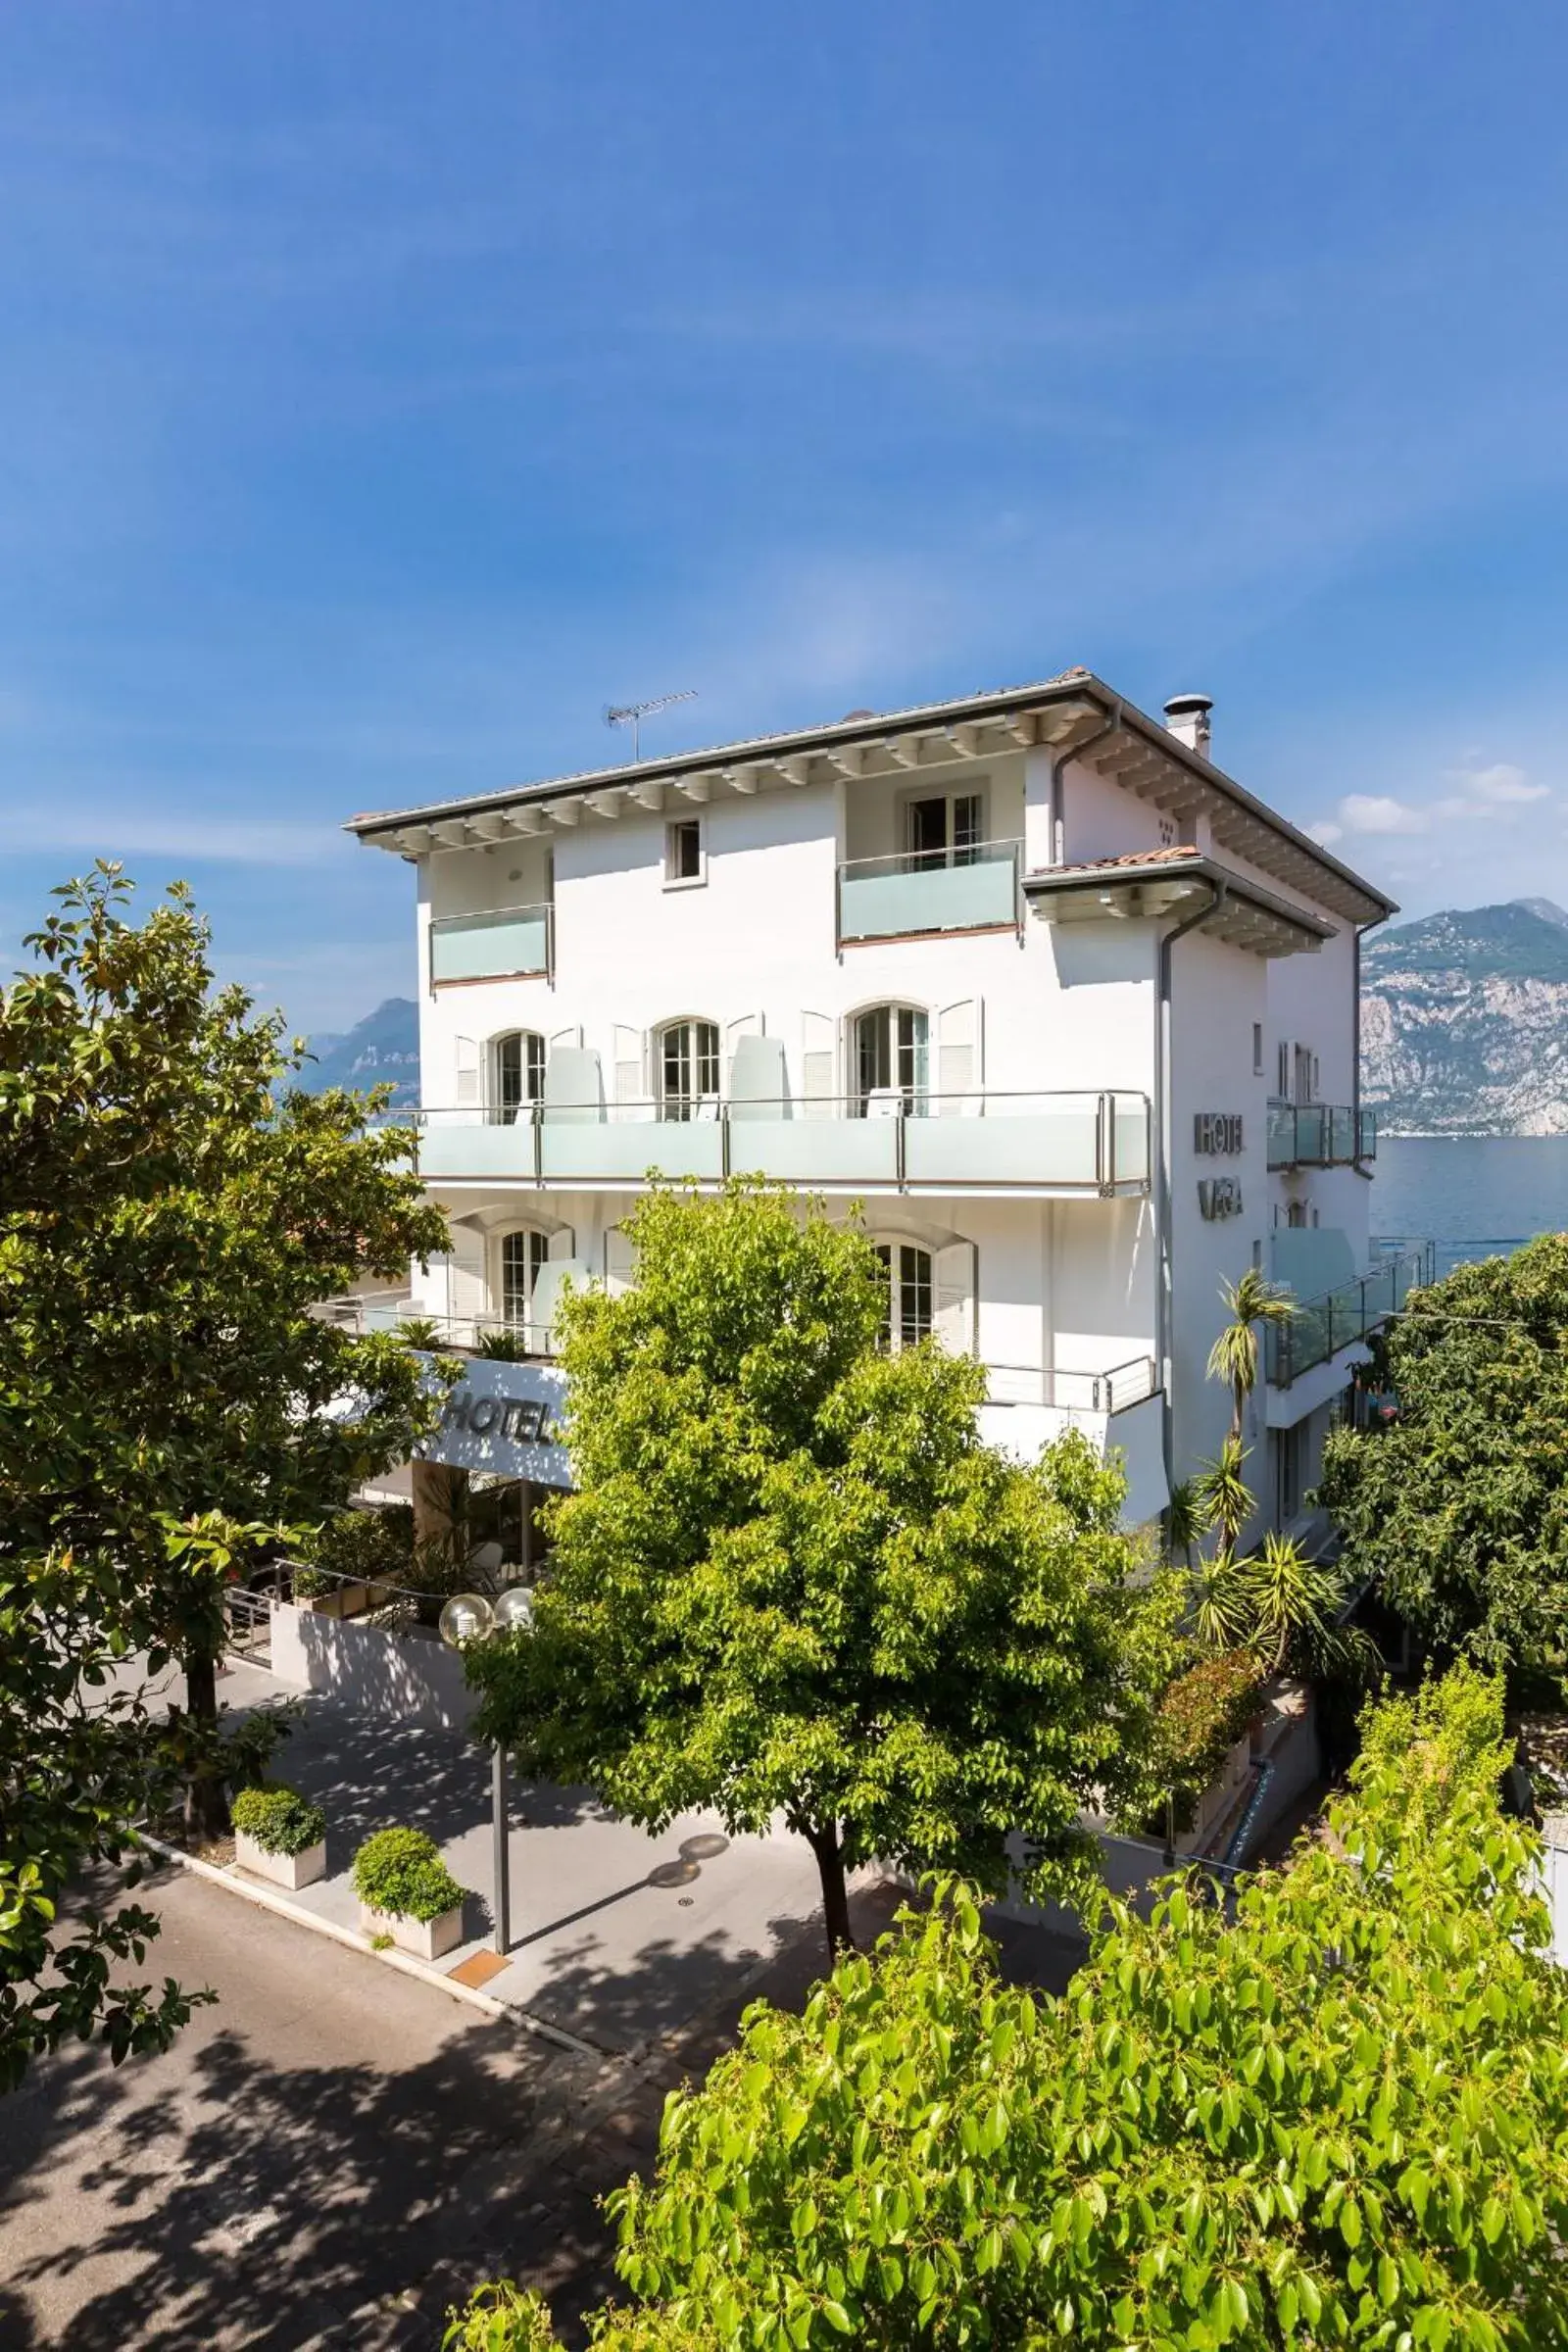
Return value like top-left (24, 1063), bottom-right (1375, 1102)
top-left (1265, 1100), bottom-right (1376, 1169)
top-left (1265, 1244), bottom-right (1435, 1386)
top-left (429, 903), bottom-right (553, 985)
top-left (416, 1088), bottom-right (1151, 1196)
top-left (838, 841), bottom-right (1022, 944)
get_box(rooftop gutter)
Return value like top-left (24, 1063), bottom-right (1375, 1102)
top-left (342, 668), bottom-right (1395, 925)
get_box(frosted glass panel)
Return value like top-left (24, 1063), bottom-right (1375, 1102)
top-left (430, 907), bottom-right (550, 982)
top-left (539, 1121), bottom-right (724, 1182)
top-left (906, 1109), bottom-right (1100, 1187)
top-left (420, 1120), bottom-right (536, 1180)
top-left (725, 1119), bottom-right (900, 1184)
top-left (839, 851), bottom-right (1016, 942)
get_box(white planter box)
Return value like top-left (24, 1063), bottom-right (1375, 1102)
top-left (358, 1899), bottom-right (466, 1961)
top-left (234, 1829), bottom-right (327, 1890)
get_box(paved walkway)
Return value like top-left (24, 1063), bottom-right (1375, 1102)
top-left (201, 1659), bottom-right (835, 2054)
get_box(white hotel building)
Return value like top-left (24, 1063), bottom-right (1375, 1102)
top-left (347, 669), bottom-right (1418, 1544)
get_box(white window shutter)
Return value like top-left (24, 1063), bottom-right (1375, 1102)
top-left (936, 999), bottom-right (982, 1114)
top-left (454, 1035), bottom-right (481, 1110)
top-left (802, 1011), bottom-right (836, 1117)
top-left (613, 1024), bottom-right (646, 1109)
top-left (548, 1224), bottom-right (577, 1262)
top-left (550, 1023), bottom-right (583, 1050)
top-left (446, 1221), bottom-right (488, 1341)
top-left (724, 1012), bottom-right (762, 1095)
top-left (604, 1223), bottom-right (638, 1296)
top-left (933, 1240), bottom-right (977, 1355)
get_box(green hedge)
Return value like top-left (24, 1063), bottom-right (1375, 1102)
top-left (230, 1784), bottom-right (325, 1858)
top-left (351, 1827), bottom-right (466, 1924)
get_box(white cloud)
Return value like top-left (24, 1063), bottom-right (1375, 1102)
top-left (1338, 794), bottom-right (1429, 837)
top-left (0, 804), bottom-right (339, 865)
top-left (1306, 819), bottom-right (1344, 846)
top-left (1459, 761), bottom-right (1549, 806)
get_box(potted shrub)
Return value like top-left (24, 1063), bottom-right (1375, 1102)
top-left (351, 1826), bottom-right (468, 1960)
top-left (231, 1784), bottom-right (328, 1890)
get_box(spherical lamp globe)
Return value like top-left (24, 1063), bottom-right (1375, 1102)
top-left (438, 1592), bottom-right (496, 1648)
top-left (493, 1585), bottom-right (536, 1634)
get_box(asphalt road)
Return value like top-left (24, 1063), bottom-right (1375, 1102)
top-left (0, 1860), bottom-right (633, 2351)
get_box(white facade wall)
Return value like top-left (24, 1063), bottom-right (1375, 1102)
top-left (379, 717), bottom-right (1388, 1535)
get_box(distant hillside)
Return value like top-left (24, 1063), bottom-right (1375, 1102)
top-left (1361, 901), bottom-right (1568, 1135)
top-left (295, 997), bottom-right (419, 1107)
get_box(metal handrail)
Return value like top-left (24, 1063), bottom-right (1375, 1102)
top-left (428, 899), bottom-right (553, 930)
top-left (428, 900), bottom-right (555, 984)
top-left (984, 1354), bottom-right (1158, 1413)
top-left (1265, 1245), bottom-right (1434, 1387)
top-left (417, 1085), bottom-right (1148, 1119)
top-left (416, 1087), bottom-right (1152, 1195)
top-left (1265, 1099), bottom-right (1375, 1169)
top-left (838, 837), bottom-right (1024, 879)
top-left (311, 1294), bottom-right (1152, 1405)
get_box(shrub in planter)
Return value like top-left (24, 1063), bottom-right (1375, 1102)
top-left (1154, 1645), bottom-right (1264, 1814)
top-left (293, 1504), bottom-right (416, 1613)
top-left (352, 1827), bottom-right (468, 1959)
top-left (231, 1783), bottom-right (327, 1890)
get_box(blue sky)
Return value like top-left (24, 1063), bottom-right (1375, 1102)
top-left (2, 3), bottom-right (1567, 1033)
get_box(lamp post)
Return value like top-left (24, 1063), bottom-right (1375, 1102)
top-left (439, 1585), bottom-right (535, 1956)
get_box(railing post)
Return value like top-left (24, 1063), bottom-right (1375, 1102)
top-left (1095, 1095), bottom-right (1108, 1190)
top-left (721, 1106), bottom-right (731, 1180)
top-left (530, 1101), bottom-right (542, 1185)
top-left (896, 1105), bottom-right (906, 1189)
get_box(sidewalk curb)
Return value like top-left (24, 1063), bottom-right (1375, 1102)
top-left (138, 1830), bottom-right (606, 2064)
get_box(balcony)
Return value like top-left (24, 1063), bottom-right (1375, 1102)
top-left (1265, 1244), bottom-right (1434, 1387)
top-left (416, 1088), bottom-right (1152, 1198)
top-left (837, 840), bottom-right (1022, 945)
top-left (979, 1356), bottom-right (1166, 1523)
top-left (429, 902), bottom-right (553, 986)
top-left (1265, 1101), bottom-right (1376, 1170)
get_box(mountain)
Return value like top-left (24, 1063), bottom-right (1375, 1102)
top-left (295, 997), bottom-right (419, 1107)
top-left (1361, 902), bottom-right (1568, 1135)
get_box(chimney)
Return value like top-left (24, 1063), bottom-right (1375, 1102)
top-left (1163, 692), bottom-right (1213, 760)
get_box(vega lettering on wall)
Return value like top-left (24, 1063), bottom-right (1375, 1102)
top-left (1198, 1176), bottom-right (1245, 1220)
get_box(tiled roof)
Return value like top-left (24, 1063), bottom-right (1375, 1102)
top-left (1027, 846), bottom-right (1201, 878)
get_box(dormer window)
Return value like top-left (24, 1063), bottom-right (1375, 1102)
top-left (905, 789), bottom-right (985, 870)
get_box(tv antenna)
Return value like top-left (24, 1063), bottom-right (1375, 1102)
top-left (603, 688), bottom-right (698, 763)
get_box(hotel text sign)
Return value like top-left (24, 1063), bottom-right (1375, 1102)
top-left (1194, 1113), bottom-right (1244, 1155)
top-left (416, 1356), bottom-right (572, 1489)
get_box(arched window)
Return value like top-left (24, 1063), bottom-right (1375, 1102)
top-left (491, 1030), bottom-right (546, 1124)
top-left (870, 1240), bottom-right (934, 1351)
top-left (657, 1017), bottom-right (720, 1121)
top-left (498, 1227), bottom-right (550, 1327)
top-left (852, 1004), bottom-right (928, 1117)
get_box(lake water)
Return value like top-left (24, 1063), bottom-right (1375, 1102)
top-left (1375, 1136), bottom-right (1568, 1274)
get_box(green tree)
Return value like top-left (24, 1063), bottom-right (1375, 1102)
top-left (466, 1179), bottom-right (1177, 1957)
top-left (449, 1664), bottom-right (1568, 2348)
top-left (1, 867), bottom-right (449, 2081)
top-left (1318, 1235), bottom-right (1568, 1672)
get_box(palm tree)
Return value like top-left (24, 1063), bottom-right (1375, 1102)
top-left (1206, 1268), bottom-right (1296, 1443)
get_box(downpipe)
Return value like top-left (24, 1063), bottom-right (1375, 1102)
top-left (1155, 880), bottom-right (1224, 1502)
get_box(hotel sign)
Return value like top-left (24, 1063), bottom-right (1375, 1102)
top-left (416, 1356), bottom-right (572, 1490)
top-left (1194, 1113), bottom-right (1244, 1154)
